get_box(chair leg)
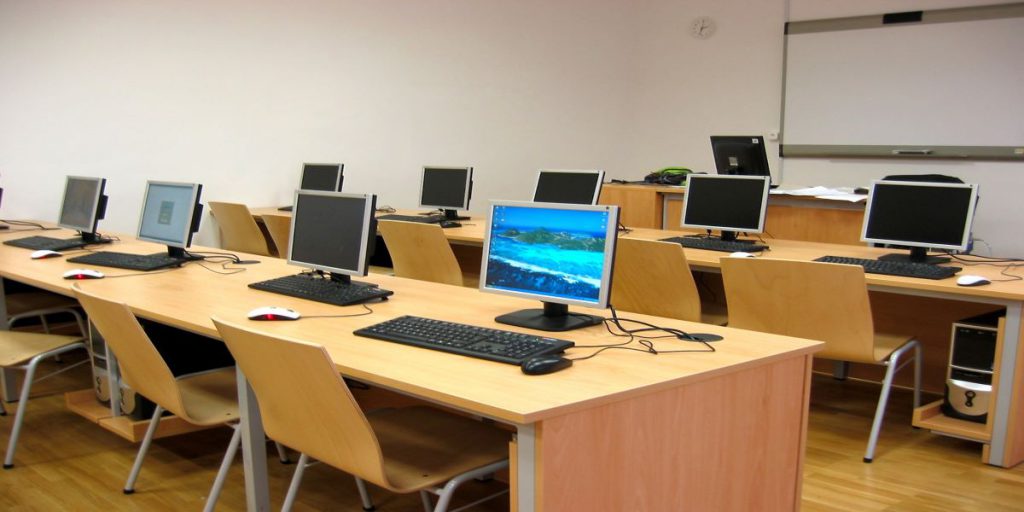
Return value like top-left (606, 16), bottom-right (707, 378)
top-left (274, 441), bottom-right (291, 464)
top-left (420, 490), bottom-right (434, 512)
top-left (864, 341), bottom-right (918, 463)
top-left (124, 405), bottom-right (165, 494)
top-left (355, 477), bottom-right (375, 511)
top-left (282, 453), bottom-right (310, 512)
top-left (3, 354), bottom-right (44, 468)
top-left (913, 342), bottom-right (922, 408)
top-left (203, 425), bottom-right (242, 512)
top-left (432, 460), bottom-right (509, 512)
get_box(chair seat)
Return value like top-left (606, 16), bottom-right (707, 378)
top-left (700, 301), bottom-right (729, 326)
top-left (176, 368), bottom-right (240, 425)
top-left (872, 332), bottom-right (916, 363)
top-left (370, 406), bottom-right (509, 493)
top-left (5, 292), bottom-right (78, 317)
top-left (0, 331), bottom-right (83, 367)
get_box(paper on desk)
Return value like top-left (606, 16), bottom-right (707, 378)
top-left (770, 186), bottom-right (867, 202)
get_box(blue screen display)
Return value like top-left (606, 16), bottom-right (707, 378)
top-left (484, 204), bottom-right (610, 305)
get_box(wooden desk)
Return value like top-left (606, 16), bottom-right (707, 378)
top-left (0, 226), bottom-right (821, 511)
top-left (598, 183), bottom-right (867, 245)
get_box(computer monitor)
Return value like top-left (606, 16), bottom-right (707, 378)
top-left (861, 180), bottom-right (979, 264)
top-left (136, 181), bottom-right (204, 259)
top-left (287, 190), bottom-right (377, 285)
top-left (300, 163), bottom-right (344, 192)
top-left (418, 166), bottom-right (473, 220)
top-left (57, 176), bottom-right (108, 243)
top-left (532, 169), bottom-right (605, 205)
top-left (710, 136), bottom-right (774, 185)
top-left (480, 200), bottom-right (619, 332)
top-left (680, 174), bottom-right (770, 242)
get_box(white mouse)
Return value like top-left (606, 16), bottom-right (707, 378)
top-left (956, 275), bottom-right (991, 287)
top-left (247, 306), bottom-right (301, 321)
top-left (729, 252), bottom-right (755, 258)
top-left (30, 249), bottom-right (63, 259)
top-left (63, 268), bottom-right (104, 280)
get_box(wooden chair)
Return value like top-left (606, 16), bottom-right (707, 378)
top-left (378, 220), bottom-right (463, 286)
top-left (260, 213), bottom-right (292, 259)
top-left (212, 317), bottom-right (510, 512)
top-left (720, 257), bottom-right (921, 462)
top-left (208, 201), bottom-right (273, 256)
top-left (0, 330), bottom-right (88, 468)
top-left (611, 238), bottom-right (727, 324)
top-left (73, 286), bottom-right (242, 510)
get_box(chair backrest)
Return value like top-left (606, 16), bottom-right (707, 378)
top-left (610, 238), bottom-right (702, 322)
top-left (260, 214), bottom-right (291, 258)
top-left (212, 318), bottom-right (390, 487)
top-left (377, 220), bottom-right (463, 286)
top-left (72, 285), bottom-right (188, 417)
top-left (720, 258), bottom-right (876, 362)
top-left (208, 201), bottom-right (272, 256)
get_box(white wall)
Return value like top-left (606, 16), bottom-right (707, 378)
top-left (1, 0), bottom-right (1020, 255)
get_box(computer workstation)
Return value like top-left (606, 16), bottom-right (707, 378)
top-left (4, 176), bottom-right (112, 251)
top-left (660, 174), bottom-right (771, 253)
top-left (376, 166), bottom-right (473, 227)
top-left (277, 163), bottom-right (344, 212)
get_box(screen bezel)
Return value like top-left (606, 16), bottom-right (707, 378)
top-left (531, 169), bottom-right (606, 205)
top-left (300, 163), bottom-right (344, 192)
top-left (135, 180), bottom-right (202, 248)
top-left (479, 200), bottom-right (619, 309)
top-left (417, 166), bottom-right (473, 210)
top-left (680, 174), bottom-right (770, 234)
top-left (860, 180), bottom-right (979, 252)
top-left (57, 175), bottom-right (106, 233)
top-left (286, 190), bottom-right (376, 277)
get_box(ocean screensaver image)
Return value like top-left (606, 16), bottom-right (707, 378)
top-left (485, 205), bottom-right (610, 304)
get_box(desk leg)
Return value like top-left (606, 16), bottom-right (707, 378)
top-left (988, 302), bottom-right (1022, 466)
top-left (515, 424), bottom-right (536, 512)
top-left (0, 281), bottom-right (14, 402)
top-left (237, 367), bottom-right (270, 511)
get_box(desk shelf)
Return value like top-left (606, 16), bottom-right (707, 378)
top-left (913, 399), bottom-right (990, 443)
top-left (65, 389), bottom-right (213, 442)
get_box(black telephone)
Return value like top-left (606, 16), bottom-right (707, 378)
top-left (644, 167), bottom-right (692, 185)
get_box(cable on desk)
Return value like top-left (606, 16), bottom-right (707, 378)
top-left (567, 306), bottom-right (716, 361)
top-left (301, 303), bottom-right (376, 319)
top-left (0, 220), bottom-right (60, 230)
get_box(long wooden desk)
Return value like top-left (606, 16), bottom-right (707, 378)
top-left (0, 226), bottom-right (821, 511)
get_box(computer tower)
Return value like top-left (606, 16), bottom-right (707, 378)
top-left (89, 323), bottom-right (157, 420)
top-left (941, 311), bottom-right (1001, 423)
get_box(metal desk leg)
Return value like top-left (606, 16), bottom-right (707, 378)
top-left (516, 423), bottom-right (536, 512)
top-left (237, 367), bottom-right (270, 511)
top-left (988, 302), bottom-right (1022, 466)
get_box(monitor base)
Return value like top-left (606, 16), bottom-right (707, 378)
top-left (878, 251), bottom-right (950, 265)
top-left (495, 307), bottom-right (603, 332)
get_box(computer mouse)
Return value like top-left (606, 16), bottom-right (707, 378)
top-left (30, 249), bottom-right (63, 259)
top-left (521, 355), bottom-right (573, 375)
top-left (247, 306), bottom-right (301, 321)
top-left (63, 269), bottom-right (104, 280)
top-left (728, 251), bottom-right (755, 258)
top-left (439, 220), bottom-right (462, 229)
top-left (956, 275), bottom-right (991, 287)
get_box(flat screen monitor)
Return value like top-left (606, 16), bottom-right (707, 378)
top-left (137, 181), bottom-right (204, 258)
top-left (480, 200), bottom-right (619, 332)
top-left (57, 176), bottom-right (108, 241)
top-left (288, 190), bottom-right (377, 283)
top-left (861, 180), bottom-right (979, 264)
top-left (532, 169), bottom-right (605, 205)
top-left (710, 136), bottom-right (773, 184)
top-left (681, 174), bottom-right (770, 241)
top-left (418, 166), bottom-right (473, 220)
top-left (300, 163), bottom-right (344, 192)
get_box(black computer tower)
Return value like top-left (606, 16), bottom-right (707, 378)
top-left (941, 311), bottom-right (1001, 424)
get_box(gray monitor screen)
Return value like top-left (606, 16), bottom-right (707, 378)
top-left (288, 191), bottom-right (374, 276)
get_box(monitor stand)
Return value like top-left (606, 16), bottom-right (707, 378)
top-left (328, 272), bottom-right (378, 288)
top-left (0, 224), bottom-right (8, 230)
top-left (878, 246), bottom-right (950, 265)
top-left (442, 209), bottom-right (470, 221)
top-left (495, 301), bottom-right (603, 332)
top-left (79, 231), bottom-right (112, 245)
top-left (166, 246), bottom-right (205, 262)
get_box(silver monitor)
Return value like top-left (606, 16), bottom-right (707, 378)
top-left (287, 190), bottom-right (377, 278)
top-left (680, 174), bottom-right (770, 241)
top-left (136, 181), bottom-right (203, 254)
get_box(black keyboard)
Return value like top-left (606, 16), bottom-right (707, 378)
top-left (4, 236), bottom-right (93, 251)
top-left (277, 206), bottom-right (293, 212)
top-left (354, 315), bottom-right (575, 365)
top-left (376, 214), bottom-right (444, 224)
top-left (661, 236), bottom-right (768, 253)
top-left (249, 274), bottom-right (393, 306)
top-left (67, 251), bottom-right (188, 271)
top-left (814, 255), bottom-right (961, 280)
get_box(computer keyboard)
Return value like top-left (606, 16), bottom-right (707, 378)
top-left (661, 236), bottom-right (768, 253)
top-left (354, 315), bottom-right (575, 365)
top-left (277, 205), bottom-right (293, 212)
top-left (376, 214), bottom-right (444, 224)
top-left (814, 255), bottom-right (961, 280)
top-left (67, 251), bottom-right (188, 271)
top-left (248, 274), bottom-right (394, 306)
top-left (4, 236), bottom-right (94, 251)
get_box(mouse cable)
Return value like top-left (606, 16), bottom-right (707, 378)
top-left (568, 307), bottom-right (715, 361)
top-left (195, 260), bottom-right (247, 275)
top-left (301, 303), bottom-right (376, 319)
top-left (947, 253), bottom-right (1024, 264)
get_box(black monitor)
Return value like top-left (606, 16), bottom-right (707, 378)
top-left (680, 174), bottom-right (770, 242)
top-left (419, 166), bottom-right (473, 220)
top-left (480, 200), bottom-right (619, 332)
top-left (287, 190), bottom-right (377, 285)
top-left (532, 169), bottom-right (605, 205)
top-left (710, 136), bottom-right (773, 185)
top-left (136, 181), bottom-right (204, 259)
top-left (861, 180), bottom-right (979, 264)
top-left (58, 176), bottom-right (109, 243)
top-left (300, 163), bottom-right (344, 192)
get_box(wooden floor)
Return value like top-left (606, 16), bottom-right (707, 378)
top-left (2, 357), bottom-right (1024, 511)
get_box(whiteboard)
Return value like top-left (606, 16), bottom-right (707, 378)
top-left (781, 6), bottom-right (1024, 158)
